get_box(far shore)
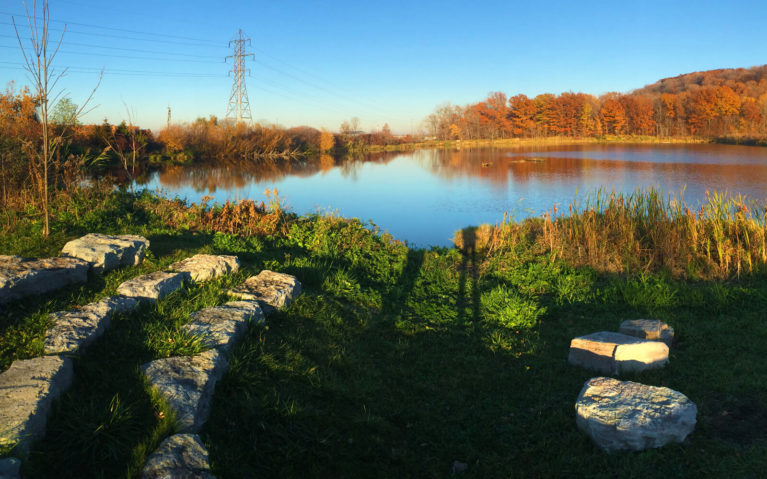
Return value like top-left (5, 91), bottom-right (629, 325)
top-left (367, 135), bottom-right (710, 153)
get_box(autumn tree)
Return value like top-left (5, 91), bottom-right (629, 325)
top-left (533, 94), bottom-right (556, 136)
top-left (13, 0), bottom-right (99, 235)
top-left (740, 97), bottom-right (761, 135)
top-left (319, 128), bottom-right (335, 152)
top-left (600, 98), bottom-right (626, 134)
top-left (508, 94), bottom-right (537, 136)
top-left (476, 92), bottom-right (511, 139)
top-left (713, 85), bottom-right (741, 134)
top-left (619, 95), bottom-right (655, 135)
top-left (579, 96), bottom-right (601, 136)
top-left (0, 84), bottom-right (38, 208)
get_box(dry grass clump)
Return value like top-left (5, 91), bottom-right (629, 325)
top-left (137, 188), bottom-right (291, 237)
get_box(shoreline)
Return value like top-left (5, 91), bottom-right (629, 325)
top-left (366, 135), bottom-right (709, 153)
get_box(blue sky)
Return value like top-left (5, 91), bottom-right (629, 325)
top-left (1, 0), bottom-right (764, 133)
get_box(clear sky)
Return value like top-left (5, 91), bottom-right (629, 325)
top-left (1, 0), bottom-right (765, 133)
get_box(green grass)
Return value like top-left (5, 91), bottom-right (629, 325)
top-left (1, 190), bottom-right (766, 477)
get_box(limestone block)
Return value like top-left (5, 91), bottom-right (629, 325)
top-left (61, 233), bottom-right (149, 273)
top-left (228, 270), bottom-right (302, 313)
top-left (0, 356), bottom-right (73, 457)
top-left (184, 301), bottom-right (264, 353)
top-left (168, 254), bottom-right (240, 282)
top-left (0, 255), bottom-right (89, 304)
top-left (142, 434), bottom-right (216, 479)
top-left (44, 295), bottom-right (139, 354)
top-left (619, 319), bottom-right (674, 347)
top-left (0, 457), bottom-right (21, 479)
top-left (116, 271), bottom-right (189, 301)
top-left (568, 331), bottom-right (669, 375)
top-left (575, 377), bottom-right (697, 452)
top-left (142, 349), bottom-right (228, 432)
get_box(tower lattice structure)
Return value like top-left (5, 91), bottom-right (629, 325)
top-left (225, 29), bottom-right (254, 122)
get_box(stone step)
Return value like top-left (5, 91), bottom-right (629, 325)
top-left (61, 233), bottom-right (149, 273)
top-left (44, 296), bottom-right (140, 355)
top-left (228, 270), bottom-right (302, 313)
top-left (568, 331), bottom-right (669, 375)
top-left (0, 255), bottom-right (89, 304)
top-left (183, 301), bottom-right (264, 353)
top-left (169, 254), bottom-right (240, 282)
top-left (141, 349), bottom-right (228, 433)
top-left (619, 319), bottom-right (674, 347)
top-left (117, 271), bottom-right (190, 301)
top-left (0, 356), bottom-right (73, 457)
top-left (141, 434), bottom-right (215, 479)
top-left (575, 377), bottom-right (697, 452)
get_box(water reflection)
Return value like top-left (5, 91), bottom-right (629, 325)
top-left (137, 144), bottom-right (767, 246)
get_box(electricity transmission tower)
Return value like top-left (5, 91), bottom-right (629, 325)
top-left (225, 29), bottom-right (254, 122)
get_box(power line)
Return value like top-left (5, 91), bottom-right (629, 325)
top-left (4, 11), bottom-right (395, 123)
top-left (0, 32), bottom-right (221, 59)
top-left (5, 17), bottom-right (391, 118)
top-left (0, 61), bottom-right (222, 78)
top-left (2, 19), bottom-right (227, 48)
top-left (1, 10), bottom-right (225, 45)
top-left (0, 44), bottom-right (223, 64)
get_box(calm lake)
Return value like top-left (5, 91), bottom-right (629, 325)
top-left (137, 144), bottom-right (767, 247)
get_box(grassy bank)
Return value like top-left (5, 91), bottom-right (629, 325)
top-left (1, 188), bottom-right (766, 478)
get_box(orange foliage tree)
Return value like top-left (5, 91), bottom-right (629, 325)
top-left (424, 65), bottom-right (767, 141)
top-left (600, 98), bottom-right (626, 134)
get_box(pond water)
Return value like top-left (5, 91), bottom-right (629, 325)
top-left (136, 144), bottom-right (767, 247)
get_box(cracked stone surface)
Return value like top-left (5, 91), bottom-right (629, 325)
top-left (228, 270), bottom-right (302, 313)
top-left (141, 434), bottom-right (215, 479)
top-left (568, 331), bottom-right (669, 375)
top-left (619, 319), bottom-right (674, 347)
top-left (169, 254), bottom-right (240, 282)
top-left (116, 271), bottom-right (189, 301)
top-left (0, 255), bottom-right (89, 304)
top-left (0, 356), bottom-right (73, 457)
top-left (61, 233), bottom-right (149, 273)
top-left (184, 301), bottom-right (264, 352)
top-left (575, 377), bottom-right (697, 452)
top-left (44, 295), bottom-right (140, 354)
top-left (142, 349), bottom-right (228, 433)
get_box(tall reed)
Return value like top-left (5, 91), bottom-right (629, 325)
top-left (459, 188), bottom-right (767, 279)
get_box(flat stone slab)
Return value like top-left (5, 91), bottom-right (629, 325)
top-left (61, 233), bottom-right (149, 273)
top-left (142, 434), bottom-right (215, 479)
top-left (183, 301), bottom-right (264, 353)
top-left (116, 271), bottom-right (189, 301)
top-left (228, 270), bottom-right (302, 313)
top-left (142, 349), bottom-right (228, 433)
top-left (169, 254), bottom-right (240, 282)
top-left (0, 255), bottom-right (89, 304)
top-left (619, 319), bottom-right (674, 347)
top-left (568, 331), bottom-right (669, 375)
top-left (44, 295), bottom-right (140, 354)
top-left (0, 457), bottom-right (21, 479)
top-left (575, 377), bottom-right (697, 452)
top-left (0, 356), bottom-right (73, 457)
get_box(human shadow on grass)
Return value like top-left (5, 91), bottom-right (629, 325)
top-left (456, 227), bottom-right (481, 326)
top-left (202, 247), bottom-right (575, 478)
